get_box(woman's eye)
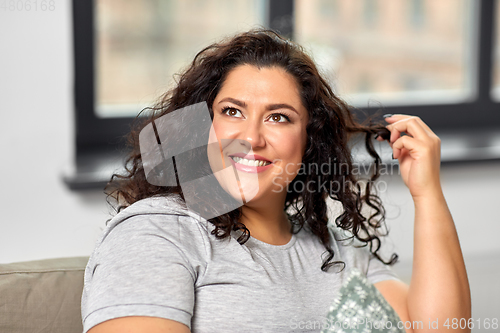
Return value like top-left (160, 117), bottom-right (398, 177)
top-left (268, 113), bottom-right (289, 123)
top-left (223, 107), bottom-right (242, 117)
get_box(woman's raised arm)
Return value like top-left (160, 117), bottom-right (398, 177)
top-left (375, 115), bottom-right (471, 332)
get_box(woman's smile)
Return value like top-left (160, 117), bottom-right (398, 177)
top-left (228, 153), bottom-right (273, 173)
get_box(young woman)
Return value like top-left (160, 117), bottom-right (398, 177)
top-left (81, 29), bottom-right (471, 333)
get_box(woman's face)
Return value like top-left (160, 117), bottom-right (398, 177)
top-left (208, 64), bottom-right (308, 206)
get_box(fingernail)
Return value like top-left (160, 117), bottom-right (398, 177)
top-left (383, 114), bottom-right (393, 118)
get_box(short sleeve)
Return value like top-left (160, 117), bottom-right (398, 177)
top-left (81, 213), bottom-right (206, 332)
top-left (366, 252), bottom-right (400, 285)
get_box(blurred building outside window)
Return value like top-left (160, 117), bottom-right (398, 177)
top-left (95, 0), bottom-right (268, 118)
top-left (294, 0), bottom-right (474, 108)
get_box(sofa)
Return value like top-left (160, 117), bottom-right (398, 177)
top-left (0, 257), bottom-right (89, 333)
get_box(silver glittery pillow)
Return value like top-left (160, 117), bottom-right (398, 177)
top-left (322, 268), bottom-right (406, 333)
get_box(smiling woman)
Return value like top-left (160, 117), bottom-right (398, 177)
top-left (81, 29), bottom-right (471, 333)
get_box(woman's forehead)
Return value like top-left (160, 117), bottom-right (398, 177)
top-left (215, 64), bottom-right (305, 111)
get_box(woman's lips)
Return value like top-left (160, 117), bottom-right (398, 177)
top-left (228, 154), bottom-right (273, 173)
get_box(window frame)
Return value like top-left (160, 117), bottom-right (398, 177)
top-left (67, 0), bottom-right (500, 189)
top-left (73, 0), bottom-right (143, 154)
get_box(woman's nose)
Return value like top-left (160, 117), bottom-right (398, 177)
top-left (241, 118), bottom-right (266, 149)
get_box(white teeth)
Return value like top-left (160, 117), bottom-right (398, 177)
top-left (231, 156), bottom-right (270, 167)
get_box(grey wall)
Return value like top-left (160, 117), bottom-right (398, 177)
top-left (1, 1), bottom-right (498, 323)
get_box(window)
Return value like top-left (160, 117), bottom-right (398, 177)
top-left (66, 0), bottom-right (500, 189)
top-left (493, 0), bottom-right (500, 100)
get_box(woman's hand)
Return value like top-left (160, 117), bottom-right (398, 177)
top-left (377, 114), bottom-right (442, 199)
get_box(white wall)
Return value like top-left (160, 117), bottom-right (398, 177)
top-left (1, 1), bottom-right (499, 319)
top-left (0, 2), bottom-right (110, 263)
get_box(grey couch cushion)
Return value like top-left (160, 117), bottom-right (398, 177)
top-left (0, 257), bottom-right (88, 333)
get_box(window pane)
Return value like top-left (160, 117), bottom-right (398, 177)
top-left (493, 0), bottom-right (500, 100)
top-left (95, 0), bottom-right (268, 118)
top-left (295, 0), bottom-right (474, 107)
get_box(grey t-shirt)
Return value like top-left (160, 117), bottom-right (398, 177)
top-left (81, 197), bottom-right (399, 333)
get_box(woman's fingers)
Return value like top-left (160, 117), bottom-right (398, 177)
top-left (385, 115), bottom-right (431, 143)
top-left (384, 115), bottom-right (441, 159)
top-left (392, 135), bottom-right (424, 159)
top-left (385, 114), bottom-right (432, 131)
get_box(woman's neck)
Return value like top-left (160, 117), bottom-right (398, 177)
top-left (240, 196), bottom-right (292, 246)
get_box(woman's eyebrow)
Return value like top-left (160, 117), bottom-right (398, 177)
top-left (266, 103), bottom-right (298, 114)
top-left (218, 97), bottom-right (247, 107)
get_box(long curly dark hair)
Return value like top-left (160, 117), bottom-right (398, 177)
top-left (107, 29), bottom-right (397, 272)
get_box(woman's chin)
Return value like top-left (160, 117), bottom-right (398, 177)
top-left (216, 180), bottom-right (259, 203)
top-left (237, 180), bottom-right (261, 202)
top-left (210, 162), bottom-right (291, 207)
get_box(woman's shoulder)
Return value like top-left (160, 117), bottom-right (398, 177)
top-left (86, 196), bottom-right (214, 281)
top-left (96, 195), bottom-right (214, 255)
top-left (107, 195), bottom-right (210, 231)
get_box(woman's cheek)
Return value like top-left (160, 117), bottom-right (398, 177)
top-left (213, 120), bottom-right (241, 141)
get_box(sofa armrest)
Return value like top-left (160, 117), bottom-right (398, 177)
top-left (0, 257), bottom-right (89, 333)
